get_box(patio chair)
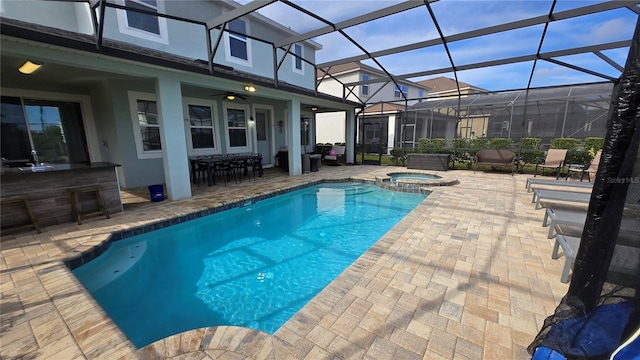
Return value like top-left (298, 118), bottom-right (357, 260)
top-left (324, 145), bottom-right (345, 165)
top-left (566, 150), bottom-right (601, 182)
top-left (534, 149), bottom-right (568, 179)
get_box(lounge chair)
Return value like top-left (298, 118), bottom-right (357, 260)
top-left (565, 150), bottom-right (602, 182)
top-left (534, 149), bottom-right (568, 179)
top-left (525, 177), bottom-right (594, 192)
top-left (532, 188), bottom-right (591, 209)
top-left (552, 234), bottom-right (581, 283)
top-left (543, 208), bottom-right (587, 238)
top-left (324, 145), bottom-right (345, 165)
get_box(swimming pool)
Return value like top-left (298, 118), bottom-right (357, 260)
top-left (73, 182), bottom-right (426, 347)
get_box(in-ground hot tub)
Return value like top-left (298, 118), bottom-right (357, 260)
top-left (376, 171), bottom-right (459, 193)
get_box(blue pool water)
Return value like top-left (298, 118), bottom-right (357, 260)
top-left (73, 183), bottom-right (426, 347)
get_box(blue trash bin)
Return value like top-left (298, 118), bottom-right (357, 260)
top-left (148, 184), bottom-right (164, 202)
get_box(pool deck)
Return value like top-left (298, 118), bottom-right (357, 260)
top-left (0, 165), bottom-right (576, 359)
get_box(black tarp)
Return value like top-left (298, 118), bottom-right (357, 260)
top-left (528, 18), bottom-right (640, 360)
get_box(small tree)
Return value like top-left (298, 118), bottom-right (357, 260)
top-left (431, 138), bottom-right (448, 149)
top-left (520, 137), bottom-right (542, 149)
top-left (470, 137), bottom-right (489, 149)
top-left (451, 138), bottom-right (469, 148)
top-left (583, 137), bottom-right (604, 153)
top-left (550, 137), bottom-right (579, 150)
top-left (417, 138), bottom-right (431, 153)
top-left (489, 137), bottom-right (512, 149)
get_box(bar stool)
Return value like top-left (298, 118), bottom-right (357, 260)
top-left (1, 195), bottom-right (41, 233)
top-left (70, 185), bottom-right (110, 225)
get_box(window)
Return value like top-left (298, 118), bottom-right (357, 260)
top-left (125, 0), bottom-right (160, 34)
top-left (128, 92), bottom-right (162, 159)
top-left (394, 84), bottom-right (408, 98)
top-left (362, 74), bottom-right (369, 96)
top-left (292, 43), bottom-right (303, 74)
top-left (1, 96), bottom-right (90, 165)
top-left (184, 99), bottom-right (220, 154)
top-left (223, 103), bottom-right (251, 152)
top-left (226, 18), bottom-right (251, 64)
top-left (418, 89), bottom-right (424, 102)
top-left (116, 0), bottom-right (168, 44)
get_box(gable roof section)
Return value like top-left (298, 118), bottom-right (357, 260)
top-left (417, 76), bottom-right (485, 94)
top-left (317, 61), bottom-right (429, 89)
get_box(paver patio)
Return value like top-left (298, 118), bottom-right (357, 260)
top-left (1, 165), bottom-right (571, 359)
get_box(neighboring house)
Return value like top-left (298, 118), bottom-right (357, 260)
top-left (416, 76), bottom-right (488, 98)
top-left (0, 0), bottom-right (358, 200)
top-left (416, 76), bottom-right (490, 139)
top-left (316, 61), bottom-right (429, 155)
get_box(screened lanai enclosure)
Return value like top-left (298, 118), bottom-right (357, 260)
top-left (356, 82), bottom-right (615, 159)
top-left (406, 82), bottom-right (614, 146)
top-left (2, 0), bottom-right (640, 358)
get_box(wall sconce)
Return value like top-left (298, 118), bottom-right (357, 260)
top-left (277, 120), bottom-right (284, 133)
top-left (249, 117), bottom-right (255, 124)
top-left (19, 60), bottom-right (42, 74)
top-left (225, 94), bottom-right (236, 101)
top-left (310, 106), bottom-right (318, 111)
top-left (244, 84), bottom-right (256, 92)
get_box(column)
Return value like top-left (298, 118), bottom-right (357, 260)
top-left (155, 76), bottom-right (191, 200)
top-left (345, 109), bottom-right (356, 164)
top-left (287, 99), bottom-right (302, 175)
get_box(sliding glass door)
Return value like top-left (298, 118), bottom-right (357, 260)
top-left (1, 96), bottom-right (89, 166)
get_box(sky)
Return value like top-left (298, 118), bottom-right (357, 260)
top-left (237, 0), bottom-right (637, 92)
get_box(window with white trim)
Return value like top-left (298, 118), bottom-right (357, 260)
top-left (362, 74), bottom-right (370, 96)
top-left (128, 91), bottom-right (162, 159)
top-left (418, 89), bottom-right (424, 102)
top-left (183, 99), bottom-right (220, 155)
top-left (394, 84), bottom-right (408, 98)
top-left (223, 102), bottom-right (251, 152)
top-left (225, 18), bottom-right (251, 65)
top-left (292, 43), bottom-right (303, 74)
top-left (116, 0), bottom-right (168, 44)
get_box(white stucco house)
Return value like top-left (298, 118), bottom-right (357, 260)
top-left (315, 61), bottom-right (429, 156)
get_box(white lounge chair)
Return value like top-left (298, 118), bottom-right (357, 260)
top-left (525, 178), bottom-right (594, 192)
top-left (543, 208), bottom-right (586, 238)
top-left (552, 234), bottom-right (581, 283)
top-left (532, 188), bottom-right (591, 209)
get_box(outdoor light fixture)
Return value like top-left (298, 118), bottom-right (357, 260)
top-left (225, 94), bottom-right (236, 101)
top-left (244, 84), bottom-right (256, 92)
top-left (311, 106), bottom-right (318, 111)
top-left (277, 120), bottom-right (284, 133)
top-left (19, 60), bottom-right (41, 74)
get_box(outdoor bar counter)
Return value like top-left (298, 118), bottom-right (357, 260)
top-left (1, 162), bottom-right (122, 232)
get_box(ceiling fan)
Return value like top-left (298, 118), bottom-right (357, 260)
top-left (210, 91), bottom-right (247, 101)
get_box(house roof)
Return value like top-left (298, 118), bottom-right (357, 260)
top-left (417, 76), bottom-right (486, 94)
top-left (317, 61), bottom-right (429, 89)
top-left (0, 18), bottom-right (359, 110)
top-left (362, 102), bottom-right (406, 114)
